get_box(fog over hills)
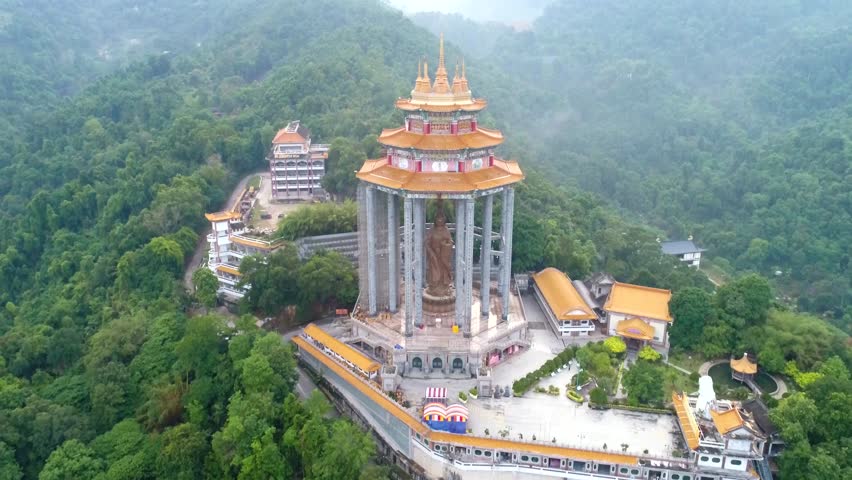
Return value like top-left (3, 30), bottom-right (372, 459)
top-left (386, 0), bottom-right (551, 25)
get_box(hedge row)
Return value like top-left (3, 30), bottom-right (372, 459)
top-left (512, 347), bottom-right (576, 395)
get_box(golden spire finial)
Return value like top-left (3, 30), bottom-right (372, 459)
top-left (417, 60), bottom-right (422, 80)
top-left (461, 57), bottom-right (466, 79)
top-left (439, 33), bottom-right (445, 71)
top-left (432, 34), bottom-right (451, 93)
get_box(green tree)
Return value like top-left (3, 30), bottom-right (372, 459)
top-left (0, 441), bottom-right (22, 480)
top-left (239, 248), bottom-right (300, 315)
top-left (603, 337), bottom-right (626, 355)
top-left (668, 287), bottom-right (714, 350)
top-left (156, 423), bottom-right (209, 480)
top-left (39, 440), bottom-right (103, 480)
top-left (622, 360), bottom-right (665, 406)
top-left (314, 421), bottom-right (376, 480)
top-left (297, 251), bottom-right (358, 314)
top-left (589, 387), bottom-right (608, 406)
top-left (192, 268), bottom-right (219, 310)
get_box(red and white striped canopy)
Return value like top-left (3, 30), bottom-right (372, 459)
top-left (425, 387), bottom-right (447, 399)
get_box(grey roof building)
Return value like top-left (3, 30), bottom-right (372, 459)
top-left (661, 240), bottom-right (706, 268)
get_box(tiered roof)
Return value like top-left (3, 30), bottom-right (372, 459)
top-left (356, 158), bottom-right (523, 193)
top-left (377, 126), bottom-right (503, 150)
top-left (730, 354), bottom-right (758, 374)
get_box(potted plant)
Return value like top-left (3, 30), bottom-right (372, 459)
top-left (458, 391), bottom-right (468, 404)
top-left (566, 390), bottom-right (584, 403)
top-left (469, 387), bottom-right (478, 399)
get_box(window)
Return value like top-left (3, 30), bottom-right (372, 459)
top-left (730, 459), bottom-right (742, 466)
top-left (412, 357), bottom-right (422, 369)
top-left (452, 358), bottom-right (463, 370)
top-left (521, 455), bottom-right (529, 462)
top-left (530, 457), bottom-right (539, 463)
top-left (631, 469), bottom-right (640, 475)
top-left (474, 449), bottom-right (482, 456)
top-left (621, 468), bottom-right (629, 474)
top-left (671, 475), bottom-right (680, 480)
top-left (432, 357), bottom-right (443, 369)
top-left (711, 457), bottom-right (721, 463)
top-left (700, 456), bottom-right (709, 462)
top-left (484, 451), bottom-right (492, 457)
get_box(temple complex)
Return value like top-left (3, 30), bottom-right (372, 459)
top-left (351, 35), bottom-right (528, 377)
top-left (292, 38), bottom-right (772, 480)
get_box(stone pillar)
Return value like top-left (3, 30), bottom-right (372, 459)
top-left (366, 186), bottom-right (377, 315)
top-left (387, 193), bottom-right (398, 313)
top-left (403, 197), bottom-right (414, 336)
top-left (413, 198), bottom-right (425, 328)
top-left (500, 187), bottom-right (515, 321)
top-left (463, 198), bottom-right (475, 336)
top-left (454, 199), bottom-right (467, 326)
top-left (480, 193), bottom-right (493, 318)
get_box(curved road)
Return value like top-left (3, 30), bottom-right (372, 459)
top-left (182, 170), bottom-right (265, 291)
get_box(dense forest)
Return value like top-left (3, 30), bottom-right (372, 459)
top-left (0, 0), bottom-right (849, 478)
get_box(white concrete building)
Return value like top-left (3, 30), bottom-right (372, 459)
top-left (268, 121), bottom-right (330, 201)
top-left (204, 210), bottom-right (281, 301)
top-left (661, 240), bottom-right (706, 268)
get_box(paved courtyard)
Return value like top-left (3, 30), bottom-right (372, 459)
top-left (465, 393), bottom-right (680, 458)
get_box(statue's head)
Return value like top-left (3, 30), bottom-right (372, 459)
top-left (434, 204), bottom-right (446, 226)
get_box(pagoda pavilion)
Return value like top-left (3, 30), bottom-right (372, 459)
top-left (350, 36), bottom-right (528, 377)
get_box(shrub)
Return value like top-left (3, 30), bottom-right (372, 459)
top-left (458, 391), bottom-right (468, 401)
top-left (604, 337), bottom-right (627, 354)
top-left (589, 387), bottom-right (608, 406)
top-left (566, 390), bottom-right (584, 403)
top-left (638, 346), bottom-right (661, 362)
top-left (469, 387), bottom-right (478, 397)
top-left (547, 385), bottom-right (560, 396)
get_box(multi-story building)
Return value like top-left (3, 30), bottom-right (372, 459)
top-left (204, 209), bottom-right (282, 301)
top-left (531, 268), bottom-right (598, 337)
top-left (268, 120), bottom-right (330, 201)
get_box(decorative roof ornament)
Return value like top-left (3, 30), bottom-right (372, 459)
top-left (460, 57), bottom-right (469, 91)
top-left (451, 62), bottom-right (464, 94)
top-left (432, 33), bottom-right (451, 94)
top-left (414, 58), bottom-right (431, 93)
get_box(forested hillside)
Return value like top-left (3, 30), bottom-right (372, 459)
top-left (0, 0), bottom-right (849, 479)
top-left (415, 0), bottom-right (852, 327)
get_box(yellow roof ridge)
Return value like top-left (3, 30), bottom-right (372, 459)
top-left (532, 268), bottom-right (596, 320)
top-left (710, 408), bottom-right (745, 435)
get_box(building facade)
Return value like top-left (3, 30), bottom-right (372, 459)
top-left (604, 282), bottom-right (673, 352)
top-left (204, 209), bottom-right (281, 301)
top-left (268, 120), bottom-right (329, 201)
top-left (661, 240), bottom-right (706, 268)
top-left (531, 268), bottom-right (597, 336)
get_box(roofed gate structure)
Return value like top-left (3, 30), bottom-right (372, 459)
top-left (351, 36), bottom-right (528, 377)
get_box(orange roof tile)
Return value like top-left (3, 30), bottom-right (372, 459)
top-left (395, 97), bottom-right (488, 113)
top-left (272, 131), bottom-right (308, 144)
top-left (532, 268), bottom-right (596, 321)
top-left (615, 318), bottom-right (655, 341)
top-left (730, 354), bottom-right (758, 374)
top-left (710, 408), bottom-right (745, 435)
top-left (230, 236), bottom-right (280, 251)
top-left (205, 211), bottom-right (242, 222)
top-left (672, 392), bottom-right (700, 450)
top-left (216, 265), bottom-right (241, 276)
top-left (604, 282), bottom-right (672, 322)
top-left (378, 127), bottom-right (503, 151)
top-left (356, 159), bottom-right (523, 193)
top-left (303, 324), bottom-right (381, 374)
top-left (291, 336), bottom-right (428, 434)
top-left (293, 335), bottom-right (640, 465)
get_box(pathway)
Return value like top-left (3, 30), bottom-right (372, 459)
top-left (182, 170), bottom-right (265, 291)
